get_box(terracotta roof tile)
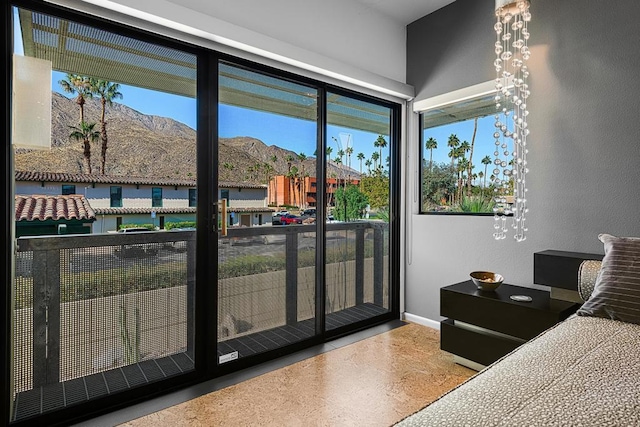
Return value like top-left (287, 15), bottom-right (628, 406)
top-left (94, 207), bottom-right (197, 215)
top-left (226, 207), bottom-right (274, 213)
top-left (15, 171), bottom-right (267, 189)
top-left (15, 195), bottom-right (96, 222)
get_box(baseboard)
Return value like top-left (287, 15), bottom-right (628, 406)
top-left (402, 312), bottom-right (440, 330)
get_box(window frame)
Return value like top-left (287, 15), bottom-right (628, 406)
top-left (110, 186), bottom-right (123, 208)
top-left (152, 187), bottom-right (163, 208)
top-left (415, 80), bottom-right (513, 216)
top-left (61, 184), bottom-right (76, 195)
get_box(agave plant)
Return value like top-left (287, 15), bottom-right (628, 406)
top-left (455, 195), bottom-right (495, 213)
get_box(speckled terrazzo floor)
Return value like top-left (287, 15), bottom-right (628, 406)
top-left (117, 322), bottom-right (475, 427)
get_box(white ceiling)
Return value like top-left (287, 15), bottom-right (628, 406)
top-left (354, 0), bottom-right (456, 25)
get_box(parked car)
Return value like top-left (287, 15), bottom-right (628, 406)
top-left (166, 227), bottom-right (196, 252)
top-left (301, 208), bottom-right (316, 218)
top-left (113, 227), bottom-right (159, 257)
top-left (272, 213), bottom-right (283, 226)
top-left (279, 214), bottom-right (303, 225)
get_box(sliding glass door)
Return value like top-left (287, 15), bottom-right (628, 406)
top-left (8, 3), bottom-right (199, 423)
top-left (216, 62), bottom-right (320, 363)
top-left (4, 2), bottom-right (399, 424)
top-left (324, 92), bottom-right (393, 331)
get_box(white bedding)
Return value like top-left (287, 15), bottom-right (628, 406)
top-left (396, 315), bottom-right (640, 426)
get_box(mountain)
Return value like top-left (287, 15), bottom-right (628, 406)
top-left (14, 92), bottom-right (358, 183)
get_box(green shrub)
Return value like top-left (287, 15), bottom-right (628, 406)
top-left (454, 195), bottom-right (495, 213)
top-left (165, 221), bottom-right (196, 230)
top-left (120, 223), bottom-right (155, 230)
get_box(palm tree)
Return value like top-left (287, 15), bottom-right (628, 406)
top-left (371, 152), bottom-right (380, 170)
top-left (345, 146), bottom-right (354, 168)
top-left (91, 79), bottom-right (122, 175)
top-left (288, 166), bottom-right (299, 208)
top-left (459, 141), bottom-right (471, 159)
top-left (425, 137), bottom-right (437, 172)
top-left (365, 159), bottom-right (372, 174)
top-left (481, 155), bottom-right (492, 195)
top-left (263, 163), bottom-right (273, 185)
top-left (466, 117), bottom-right (478, 196)
top-left (357, 152), bottom-right (365, 175)
top-left (271, 155), bottom-right (278, 205)
top-left (457, 158), bottom-right (469, 203)
top-left (297, 152), bottom-right (307, 208)
top-left (375, 135), bottom-right (387, 168)
top-left (285, 154), bottom-right (294, 173)
top-left (59, 74), bottom-right (93, 125)
top-left (447, 134), bottom-right (461, 168)
top-left (69, 122), bottom-right (100, 174)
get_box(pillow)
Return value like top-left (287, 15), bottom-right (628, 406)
top-left (577, 234), bottom-right (640, 324)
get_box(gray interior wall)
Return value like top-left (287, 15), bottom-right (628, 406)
top-left (405, 0), bottom-right (640, 321)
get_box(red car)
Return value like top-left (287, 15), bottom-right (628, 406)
top-left (279, 214), bottom-right (303, 225)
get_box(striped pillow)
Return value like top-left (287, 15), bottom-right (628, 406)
top-left (577, 234), bottom-right (640, 324)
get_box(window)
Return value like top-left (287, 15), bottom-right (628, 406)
top-left (61, 184), bottom-right (76, 195)
top-left (188, 188), bottom-right (197, 207)
top-left (110, 186), bottom-right (122, 207)
top-left (417, 81), bottom-right (514, 215)
top-left (220, 189), bottom-right (229, 205)
top-left (152, 187), bottom-right (162, 207)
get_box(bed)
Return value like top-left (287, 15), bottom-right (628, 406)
top-left (397, 234), bottom-right (640, 427)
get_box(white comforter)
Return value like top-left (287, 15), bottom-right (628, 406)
top-left (396, 315), bottom-right (640, 426)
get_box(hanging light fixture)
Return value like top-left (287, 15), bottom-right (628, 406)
top-left (492, 0), bottom-right (531, 242)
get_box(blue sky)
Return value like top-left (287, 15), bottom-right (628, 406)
top-left (423, 115), bottom-right (502, 175)
top-left (50, 69), bottom-right (501, 176)
top-left (51, 71), bottom-right (388, 168)
top-left (21, 6), bottom-right (492, 175)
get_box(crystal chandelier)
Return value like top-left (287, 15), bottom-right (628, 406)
top-left (492, 0), bottom-right (531, 242)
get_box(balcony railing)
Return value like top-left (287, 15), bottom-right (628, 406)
top-left (11, 221), bottom-right (388, 421)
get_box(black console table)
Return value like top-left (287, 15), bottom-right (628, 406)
top-left (440, 280), bottom-right (579, 370)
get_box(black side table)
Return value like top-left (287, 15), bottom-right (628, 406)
top-left (440, 280), bottom-right (579, 370)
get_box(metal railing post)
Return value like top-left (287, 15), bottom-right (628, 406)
top-left (355, 228), bottom-right (365, 305)
top-left (186, 239), bottom-right (196, 356)
top-left (373, 228), bottom-right (384, 306)
top-left (285, 232), bottom-right (298, 325)
top-left (32, 248), bottom-right (61, 387)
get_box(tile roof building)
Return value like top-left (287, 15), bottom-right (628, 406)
top-left (14, 195), bottom-right (96, 237)
top-left (15, 195), bottom-right (95, 222)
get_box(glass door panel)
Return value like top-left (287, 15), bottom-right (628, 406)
top-left (325, 93), bottom-right (392, 330)
top-left (217, 62), bottom-right (318, 364)
top-left (10, 6), bottom-right (198, 422)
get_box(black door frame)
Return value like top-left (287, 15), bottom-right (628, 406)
top-left (2, 1), bottom-right (402, 425)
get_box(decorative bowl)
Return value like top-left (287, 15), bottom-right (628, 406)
top-left (470, 271), bottom-right (504, 291)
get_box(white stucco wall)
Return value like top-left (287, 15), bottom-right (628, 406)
top-left (219, 188), bottom-right (267, 209)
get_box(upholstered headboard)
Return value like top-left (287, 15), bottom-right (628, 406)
top-left (577, 260), bottom-right (602, 302)
top-left (534, 250), bottom-right (604, 302)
